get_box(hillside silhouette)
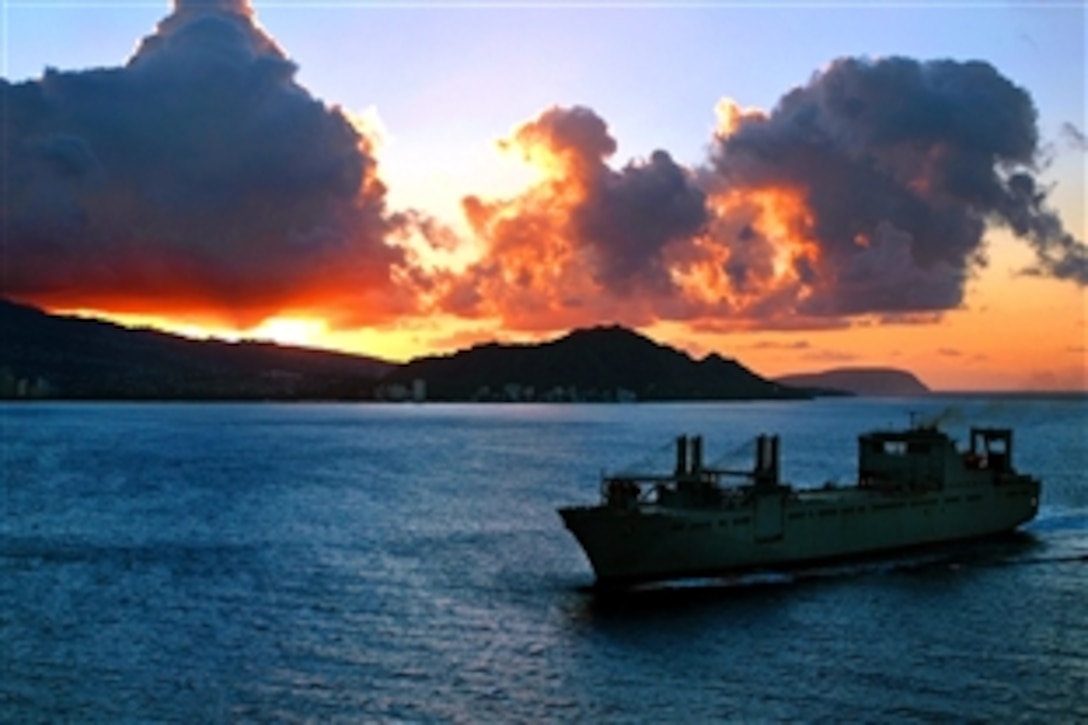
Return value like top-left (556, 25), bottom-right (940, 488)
top-left (380, 325), bottom-right (808, 401)
top-left (0, 298), bottom-right (392, 399)
top-left (3, 301), bottom-right (827, 401)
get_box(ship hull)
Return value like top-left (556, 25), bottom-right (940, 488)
top-left (560, 481), bottom-right (1040, 588)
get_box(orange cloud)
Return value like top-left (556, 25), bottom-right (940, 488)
top-left (436, 60), bottom-right (1085, 339)
top-left (6, 2), bottom-right (1085, 358)
top-left (1, 0), bottom-right (414, 330)
top-left (429, 51), bottom-right (1086, 340)
top-left (426, 106), bottom-right (708, 334)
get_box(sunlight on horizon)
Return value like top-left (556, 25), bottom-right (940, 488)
top-left (59, 308), bottom-right (334, 351)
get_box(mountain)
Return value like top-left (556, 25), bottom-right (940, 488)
top-left (379, 325), bottom-right (808, 402)
top-left (0, 298), bottom-right (393, 399)
top-left (774, 367), bottom-right (930, 397)
top-left (2, 300), bottom-right (817, 402)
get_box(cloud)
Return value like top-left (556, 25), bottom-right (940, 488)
top-left (430, 57), bottom-right (1084, 336)
top-left (872, 312), bottom-right (943, 326)
top-left (432, 106), bottom-right (708, 332)
top-left (1, 0), bottom-right (411, 327)
top-left (709, 56), bottom-right (1088, 314)
top-left (743, 340), bottom-right (812, 350)
top-left (5, 20), bottom-right (1084, 342)
top-left (800, 348), bottom-right (859, 363)
top-left (1061, 122), bottom-right (1088, 152)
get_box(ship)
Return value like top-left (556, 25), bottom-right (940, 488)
top-left (558, 420), bottom-right (1041, 588)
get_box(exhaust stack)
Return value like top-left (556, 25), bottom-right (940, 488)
top-left (755, 434), bottom-right (780, 487)
top-left (691, 435), bottom-right (703, 475)
top-left (675, 435), bottom-right (688, 476)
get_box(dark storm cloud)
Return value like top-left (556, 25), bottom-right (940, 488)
top-left (575, 149), bottom-right (708, 296)
top-left (1, 0), bottom-right (404, 325)
top-left (711, 56), bottom-right (1088, 314)
top-left (515, 107), bottom-right (708, 295)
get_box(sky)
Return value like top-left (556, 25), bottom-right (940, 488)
top-left (1, 0), bottom-right (1085, 391)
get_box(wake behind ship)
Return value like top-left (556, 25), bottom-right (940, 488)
top-left (559, 421), bottom-right (1041, 588)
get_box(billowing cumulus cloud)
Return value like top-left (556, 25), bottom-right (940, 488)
top-left (433, 106), bottom-right (708, 331)
top-left (1, 0), bottom-right (409, 327)
top-left (436, 57), bottom-right (1085, 335)
top-left (708, 57), bottom-right (1088, 316)
top-left (4, 12), bottom-right (1083, 343)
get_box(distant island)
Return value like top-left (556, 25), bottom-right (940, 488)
top-left (2, 297), bottom-right (924, 402)
top-left (775, 368), bottom-right (930, 397)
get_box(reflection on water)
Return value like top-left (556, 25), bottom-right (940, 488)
top-left (2, 398), bottom-right (1085, 721)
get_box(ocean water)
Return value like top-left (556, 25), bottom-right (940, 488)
top-left (1, 398), bottom-right (1085, 722)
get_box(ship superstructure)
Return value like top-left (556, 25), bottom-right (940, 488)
top-left (559, 422), bottom-right (1040, 588)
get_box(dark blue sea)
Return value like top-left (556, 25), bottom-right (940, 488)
top-left (2, 398), bottom-right (1085, 722)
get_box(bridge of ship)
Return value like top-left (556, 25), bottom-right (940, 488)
top-left (858, 425), bottom-right (1018, 489)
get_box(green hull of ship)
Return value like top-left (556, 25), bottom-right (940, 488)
top-left (559, 425), bottom-right (1041, 587)
top-left (560, 481), bottom-right (1039, 587)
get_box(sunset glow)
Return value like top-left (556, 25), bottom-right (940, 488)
top-left (248, 317), bottom-right (329, 348)
top-left (3, 1), bottom-right (1085, 391)
top-left (699, 185), bottom-right (822, 311)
